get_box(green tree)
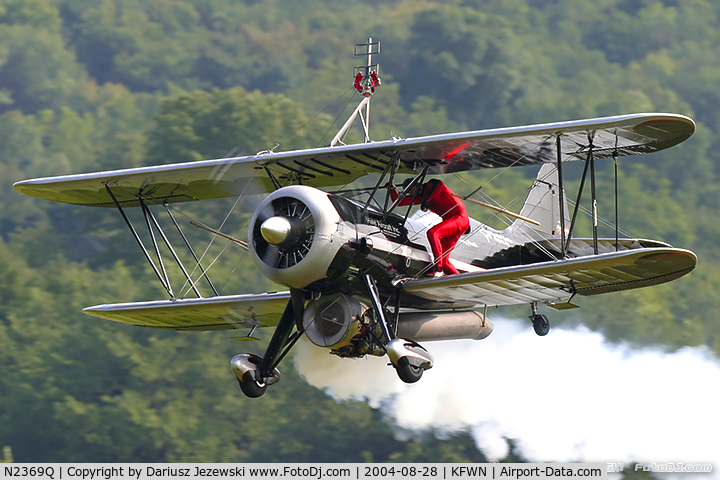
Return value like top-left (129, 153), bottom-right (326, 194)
top-left (0, 24), bottom-right (89, 113)
top-left (147, 87), bottom-right (334, 164)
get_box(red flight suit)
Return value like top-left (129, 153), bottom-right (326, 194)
top-left (391, 179), bottom-right (470, 275)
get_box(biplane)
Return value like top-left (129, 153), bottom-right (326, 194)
top-left (14, 39), bottom-right (697, 397)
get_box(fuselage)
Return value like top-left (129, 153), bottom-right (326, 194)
top-left (248, 185), bottom-right (530, 309)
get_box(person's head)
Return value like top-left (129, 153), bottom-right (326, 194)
top-left (402, 178), bottom-right (421, 195)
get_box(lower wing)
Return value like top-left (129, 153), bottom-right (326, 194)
top-left (83, 292), bottom-right (290, 331)
top-left (401, 248), bottom-right (696, 307)
top-left (82, 248), bottom-right (696, 330)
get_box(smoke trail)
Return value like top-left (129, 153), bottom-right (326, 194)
top-left (293, 319), bottom-right (720, 469)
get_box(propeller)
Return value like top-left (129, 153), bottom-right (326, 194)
top-left (253, 196), bottom-right (315, 269)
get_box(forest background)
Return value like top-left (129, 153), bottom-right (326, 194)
top-left (0, 0), bottom-right (718, 471)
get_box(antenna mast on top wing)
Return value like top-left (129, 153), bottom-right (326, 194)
top-left (330, 38), bottom-right (381, 146)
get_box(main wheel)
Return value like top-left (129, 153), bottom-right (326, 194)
top-left (531, 314), bottom-right (550, 336)
top-left (395, 357), bottom-right (424, 384)
top-left (238, 371), bottom-right (267, 398)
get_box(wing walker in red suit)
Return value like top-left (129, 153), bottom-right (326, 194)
top-left (390, 179), bottom-right (470, 276)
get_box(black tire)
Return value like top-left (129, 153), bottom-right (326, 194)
top-left (395, 357), bottom-right (424, 383)
top-left (238, 371), bottom-right (267, 398)
top-left (532, 314), bottom-right (550, 336)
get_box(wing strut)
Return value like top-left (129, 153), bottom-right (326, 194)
top-left (589, 133), bottom-right (599, 255)
top-left (556, 136), bottom-right (568, 258)
top-left (105, 184), bottom-right (221, 299)
top-left (401, 166), bottom-right (429, 225)
top-left (380, 164), bottom-right (429, 221)
top-left (105, 184), bottom-right (175, 298)
top-left (382, 152), bottom-right (400, 213)
top-left (567, 147), bottom-right (590, 253)
top-left (363, 151), bottom-right (397, 214)
top-left (140, 200), bottom-right (177, 297)
top-left (613, 138), bottom-right (620, 251)
top-left (563, 133), bottom-right (600, 257)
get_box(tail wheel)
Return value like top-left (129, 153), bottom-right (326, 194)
top-left (395, 357), bottom-right (424, 384)
top-left (238, 371), bottom-right (267, 398)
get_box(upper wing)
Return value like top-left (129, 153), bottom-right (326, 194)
top-left (401, 248), bottom-right (697, 308)
top-left (83, 291), bottom-right (290, 331)
top-left (14, 113), bottom-right (694, 207)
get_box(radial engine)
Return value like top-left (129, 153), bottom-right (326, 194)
top-left (302, 293), bottom-right (494, 358)
top-left (248, 186), bottom-right (344, 290)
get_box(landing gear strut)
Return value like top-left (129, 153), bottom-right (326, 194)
top-left (363, 274), bottom-right (434, 383)
top-left (529, 302), bottom-right (550, 336)
top-left (231, 289), bottom-right (305, 398)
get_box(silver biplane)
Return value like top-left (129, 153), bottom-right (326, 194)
top-left (14, 40), bottom-right (697, 397)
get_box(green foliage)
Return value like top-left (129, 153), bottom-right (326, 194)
top-left (147, 87), bottom-right (333, 163)
top-left (0, 0), bottom-right (719, 464)
top-left (0, 21), bottom-right (90, 114)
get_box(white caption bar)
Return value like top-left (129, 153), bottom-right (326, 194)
top-left (1, 463), bottom-right (614, 480)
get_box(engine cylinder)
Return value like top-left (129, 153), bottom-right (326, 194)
top-left (396, 310), bottom-right (493, 342)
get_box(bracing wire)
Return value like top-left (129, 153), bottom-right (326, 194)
top-left (316, 88), bottom-right (359, 148)
top-left (371, 142), bottom-right (634, 281)
top-left (172, 174), bottom-right (258, 297)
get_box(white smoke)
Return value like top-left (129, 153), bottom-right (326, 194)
top-left (293, 319), bottom-right (720, 470)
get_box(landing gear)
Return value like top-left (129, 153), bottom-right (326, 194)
top-left (387, 338), bottom-right (434, 383)
top-left (238, 371), bottom-right (267, 398)
top-left (230, 353), bottom-right (279, 398)
top-left (529, 302), bottom-right (550, 336)
top-left (530, 314), bottom-right (550, 336)
top-left (363, 274), bottom-right (434, 384)
top-left (395, 357), bottom-right (424, 383)
top-left (230, 289), bottom-right (305, 398)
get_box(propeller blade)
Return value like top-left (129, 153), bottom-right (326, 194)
top-left (257, 200), bottom-right (277, 223)
top-left (262, 245), bottom-right (281, 267)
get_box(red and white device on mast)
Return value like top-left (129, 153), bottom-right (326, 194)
top-left (331, 38), bottom-right (381, 146)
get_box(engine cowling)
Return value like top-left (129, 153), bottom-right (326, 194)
top-left (248, 186), bottom-right (342, 289)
